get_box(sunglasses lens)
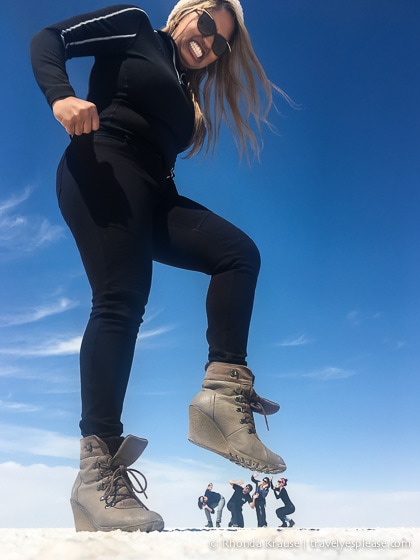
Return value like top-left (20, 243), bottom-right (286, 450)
top-left (212, 35), bottom-right (227, 57)
top-left (197, 12), bottom-right (216, 36)
top-left (197, 12), bottom-right (229, 57)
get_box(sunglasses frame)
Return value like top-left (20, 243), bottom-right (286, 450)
top-left (196, 9), bottom-right (231, 57)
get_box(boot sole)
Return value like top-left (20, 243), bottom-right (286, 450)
top-left (188, 405), bottom-right (286, 474)
top-left (70, 500), bottom-right (164, 533)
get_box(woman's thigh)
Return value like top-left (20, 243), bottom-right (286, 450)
top-left (152, 194), bottom-right (260, 276)
top-left (57, 134), bottom-right (166, 298)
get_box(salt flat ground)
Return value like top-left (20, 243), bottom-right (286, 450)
top-left (1, 527), bottom-right (418, 560)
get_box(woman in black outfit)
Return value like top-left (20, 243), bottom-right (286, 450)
top-left (251, 473), bottom-right (271, 527)
top-left (273, 478), bottom-right (296, 528)
top-left (30, 0), bottom-right (287, 533)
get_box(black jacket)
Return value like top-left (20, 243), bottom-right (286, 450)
top-left (30, 4), bottom-right (195, 166)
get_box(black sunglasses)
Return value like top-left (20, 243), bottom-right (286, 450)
top-left (196, 10), bottom-right (231, 57)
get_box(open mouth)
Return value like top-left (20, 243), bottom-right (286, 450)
top-left (189, 40), bottom-right (203, 59)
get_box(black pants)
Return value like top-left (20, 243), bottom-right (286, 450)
top-left (56, 133), bottom-right (260, 437)
top-left (276, 504), bottom-right (296, 522)
top-left (227, 502), bottom-right (245, 528)
top-left (255, 499), bottom-right (267, 527)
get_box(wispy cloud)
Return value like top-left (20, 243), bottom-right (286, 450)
top-left (138, 326), bottom-right (174, 340)
top-left (0, 366), bottom-right (20, 377)
top-left (0, 325), bottom-right (174, 357)
top-left (275, 366), bottom-right (356, 381)
top-left (303, 367), bottom-right (356, 380)
top-left (0, 298), bottom-right (78, 328)
top-left (0, 188), bottom-right (64, 255)
top-left (26, 336), bottom-right (83, 357)
top-left (346, 309), bottom-right (382, 327)
top-left (0, 188), bottom-right (31, 213)
top-left (346, 309), bottom-right (362, 326)
top-left (382, 337), bottom-right (406, 351)
top-left (0, 425), bottom-right (79, 460)
top-left (277, 334), bottom-right (312, 347)
top-left (0, 399), bottom-right (40, 413)
top-left (0, 336), bottom-right (82, 357)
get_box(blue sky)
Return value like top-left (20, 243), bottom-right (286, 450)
top-left (0, 0), bottom-right (419, 528)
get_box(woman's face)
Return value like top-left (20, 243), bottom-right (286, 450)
top-left (171, 8), bottom-right (235, 70)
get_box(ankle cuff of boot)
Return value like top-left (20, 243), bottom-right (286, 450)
top-left (205, 362), bottom-right (255, 384)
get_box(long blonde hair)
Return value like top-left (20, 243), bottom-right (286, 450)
top-left (163, 0), bottom-right (289, 161)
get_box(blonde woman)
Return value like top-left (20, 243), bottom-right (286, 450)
top-left (31, 0), bottom-right (286, 533)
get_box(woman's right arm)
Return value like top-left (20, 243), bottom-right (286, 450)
top-left (30, 4), bottom-right (145, 134)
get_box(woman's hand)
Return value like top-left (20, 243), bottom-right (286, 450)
top-left (52, 96), bottom-right (100, 135)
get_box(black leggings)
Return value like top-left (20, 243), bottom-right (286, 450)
top-left (255, 499), bottom-right (267, 527)
top-left (227, 502), bottom-right (245, 528)
top-left (276, 504), bottom-right (296, 521)
top-left (56, 133), bottom-right (260, 437)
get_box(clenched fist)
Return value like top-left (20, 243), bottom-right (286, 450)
top-left (52, 96), bottom-right (100, 135)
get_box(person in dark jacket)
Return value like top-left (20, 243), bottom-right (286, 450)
top-left (204, 482), bottom-right (225, 527)
top-left (198, 482), bottom-right (225, 527)
top-left (251, 473), bottom-right (271, 527)
top-left (227, 480), bottom-right (256, 528)
top-left (198, 495), bottom-right (215, 527)
top-left (273, 478), bottom-right (295, 527)
top-left (30, 0), bottom-right (288, 533)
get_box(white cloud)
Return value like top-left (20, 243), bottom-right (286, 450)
top-left (0, 322), bottom-right (175, 358)
top-left (346, 310), bottom-right (382, 327)
top-left (0, 462), bottom-right (76, 528)
top-left (303, 367), bottom-right (355, 381)
top-left (275, 367), bottom-right (356, 381)
top-left (0, 400), bottom-right (40, 413)
top-left (33, 336), bottom-right (83, 356)
top-left (0, 425), bottom-right (79, 460)
top-left (0, 366), bottom-right (20, 377)
top-left (0, 189), bottom-right (64, 255)
top-left (138, 326), bottom-right (174, 341)
top-left (0, 188), bottom-right (31, 213)
top-left (0, 298), bottom-right (78, 328)
top-left (277, 334), bottom-right (312, 347)
top-left (0, 459), bottom-right (419, 529)
top-left (0, 426), bottom-right (419, 528)
top-left (346, 310), bottom-right (362, 326)
top-left (0, 336), bottom-right (82, 357)
top-left (383, 337), bottom-right (407, 351)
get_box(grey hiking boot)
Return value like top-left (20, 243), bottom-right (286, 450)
top-left (188, 362), bottom-right (286, 474)
top-left (70, 435), bottom-right (164, 532)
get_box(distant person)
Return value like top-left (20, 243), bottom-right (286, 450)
top-left (227, 480), bottom-right (256, 528)
top-left (251, 473), bottom-right (271, 527)
top-left (204, 482), bottom-right (225, 527)
top-left (273, 478), bottom-right (295, 527)
top-left (198, 495), bottom-right (215, 527)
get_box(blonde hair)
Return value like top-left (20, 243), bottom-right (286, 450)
top-left (163, 0), bottom-right (289, 161)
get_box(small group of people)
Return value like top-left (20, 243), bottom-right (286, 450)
top-left (197, 477), bottom-right (295, 528)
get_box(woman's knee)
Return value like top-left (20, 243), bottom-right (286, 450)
top-left (91, 287), bottom-right (147, 325)
top-left (218, 233), bottom-right (261, 278)
top-left (240, 235), bottom-right (261, 275)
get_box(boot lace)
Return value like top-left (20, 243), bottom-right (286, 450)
top-left (234, 388), bottom-right (270, 433)
top-left (97, 462), bottom-right (149, 509)
top-left (249, 388), bottom-right (270, 430)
